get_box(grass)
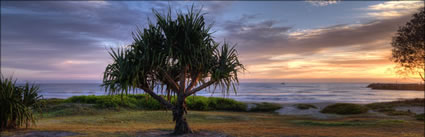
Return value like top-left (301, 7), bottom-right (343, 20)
top-left (295, 104), bottom-right (317, 110)
top-left (11, 96), bottom-right (423, 136)
top-left (366, 98), bottom-right (424, 117)
top-left (321, 103), bottom-right (369, 115)
top-left (291, 119), bottom-right (406, 127)
top-left (416, 113), bottom-right (424, 121)
top-left (366, 98), bottom-right (424, 110)
top-left (249, 102), bottom-right (282, 112)
top-left (3, 110), bottom-right (423, 137)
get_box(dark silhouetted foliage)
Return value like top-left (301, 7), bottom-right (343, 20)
top-left (249, 102), bottom-right (282, 112)
top-left (321, 103), bottom-right (369, 115)
top-left (102, 7), bottom-right (245, 133)
top-left (296, 104), bottom-right (317, 110)
top-left (391, 8), bottom-right (425, 81)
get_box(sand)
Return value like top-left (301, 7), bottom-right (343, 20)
top-left (274, 102), bottom-right (343, 119)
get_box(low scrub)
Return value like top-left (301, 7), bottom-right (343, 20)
top-left (366, 98), bottom-right (423, 117)
top-left (321, 103), bottom-right (369, 115)
top-left (295, 104), bottom-right (317, 110)
top-left (366, 98), bottom-right (424, 110)
top-left (249, 102), bottom-right (282, 112)
top-left (64, 95), bottom-right (247, 111)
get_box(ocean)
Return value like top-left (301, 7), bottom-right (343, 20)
top-left (33, 83), bottom-right (424, 104)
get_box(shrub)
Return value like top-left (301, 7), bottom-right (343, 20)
top-left (321, 103), bottom-right (369, 115)
top-left (63, 95), bottom-right (247, 111)
top-left (0, 76), bottom-right (43, 131)
top-left (186, 96), bottom-right (209, 110)
top-left (249, 102), bottom-right (282, 112)
top-left (295, 104), bottom-right (317, 110)
top-left (212, 97), bottom-right (247, 111)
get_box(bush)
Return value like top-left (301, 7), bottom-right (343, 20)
top-left (0, 76), bottom-right (43, 131)
top-left (321, 103), bottom-right (369, 115)
top-left (295, 104), bottom-right (317, 110)
top-left (186, 96), bottom-right (209, 110)
top-left (249, 102), bottom-right (282, 112)
top-left (212, 97), bottom-right (247, 111)
top-left (63, 95), bottom-right (247, 111)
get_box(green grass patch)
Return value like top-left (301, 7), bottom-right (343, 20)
top-left (41, 98), bottom-right (66, 106)
top-left (415, 113), bottom-right (424, 121)
top-left (295, 104), bottom-right (317, 110)
top-left (292, 120), bottom-right (371, 126)
top-left (40, 103), bottom-right (104, 117)
top-left (292, 119), bottom-right (405, 127)
top-left (321, 103), bottom-right (369, 115)
top-left (249, 102), bottom-right (282, 112)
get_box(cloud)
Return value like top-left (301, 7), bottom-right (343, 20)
top-left (365, 1), bottom-right (424, 19)
top-left (1, 1), bottom-right (232, 81)
top-left (306, 0), bottom-right (339, 7)
top-left (224, 13), bottom-right (411, 58)
top-left (219, 10), bottom-right (415, 79)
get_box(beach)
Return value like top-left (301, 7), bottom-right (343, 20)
top-left (4, 83), bottom-right (425, 136)
top-left (1, 93), bottom-right (424, 137)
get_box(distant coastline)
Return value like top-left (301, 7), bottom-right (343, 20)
top-left (367, 83), bottom-right (424, 91)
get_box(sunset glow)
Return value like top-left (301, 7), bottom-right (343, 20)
top-left (1, 1), bottom-right (424, 83)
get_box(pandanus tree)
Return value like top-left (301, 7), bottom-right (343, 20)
top-left (102, 7), bottom-right (244, 134)
top-left (0, 75), bottom-right (43, 131)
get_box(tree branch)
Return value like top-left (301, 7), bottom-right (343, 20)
top-left (185, 80), bottom-right (216, 96)
top-left (140, 86), bottom-right (174, 109)
top-left (162, 71), bottom-right (180, 92)
top-left (185, 72), bottom-right (200, 92)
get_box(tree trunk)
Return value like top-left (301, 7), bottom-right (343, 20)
top-left (172, 94), bottom-right (193, 135)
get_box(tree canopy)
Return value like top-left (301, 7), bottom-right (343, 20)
top-left (102, 6), bottom-right (244, 134)
top-left (391, 8), bottom-right (425, 81)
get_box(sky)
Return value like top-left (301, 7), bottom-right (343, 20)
top-left (1, 1), bottom-right (424, 83)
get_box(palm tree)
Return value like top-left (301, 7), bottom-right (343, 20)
top-left (102, 6), bottom-right (244, 134)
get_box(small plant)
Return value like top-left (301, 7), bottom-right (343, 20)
top-left (321, 103), bottom-right (369, 115)
top-left (0, 75), bottom-right (43, 131)
top-left (295, 104), bottom-right (317, 110)
top-left (249, 102), bottom-right (282, 112)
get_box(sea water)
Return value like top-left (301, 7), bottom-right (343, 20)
top-left (32, 83), bottom-right (424, 104)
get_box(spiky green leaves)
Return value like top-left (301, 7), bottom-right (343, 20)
top-left (0, 75), bottom-right (43, 131)
top-left (102, 6), bottom-right (244, 98)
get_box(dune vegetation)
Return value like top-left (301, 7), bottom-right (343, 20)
top-left (0, 76), bottom-right (43, 131)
